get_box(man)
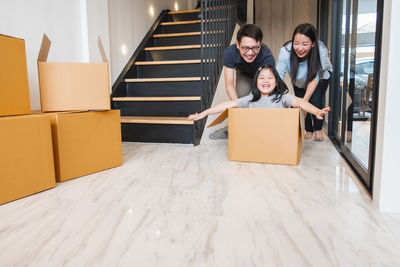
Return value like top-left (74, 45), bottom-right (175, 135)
top-left (210, 24), bottom-right (275, 139)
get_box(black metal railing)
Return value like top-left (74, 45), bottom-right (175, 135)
top-left (199, 0), bottom-right (239, 115)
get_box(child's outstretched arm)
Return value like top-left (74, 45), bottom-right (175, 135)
top-left (188, 100), bottom-right (238, 121)
top-left (290, 97), bottom-right (330, 120)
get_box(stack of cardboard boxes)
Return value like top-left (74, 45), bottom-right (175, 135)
top-left (0, 34), bottom-right (122, 205)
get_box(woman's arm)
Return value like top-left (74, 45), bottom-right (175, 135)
top-left (188, 100), bottom-right (239, 121)
top-left (290, 97), bottom-right (330, 120)
top-left (303, 80), bottom-right (318, 102)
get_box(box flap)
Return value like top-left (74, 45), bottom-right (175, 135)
top-left (38, 34), bottom-right (51, 62)
top-left (0, 34), bottom-right (23, 40)
top-left (299, 108), bottom-right (304, 141)
top-left (97, 37), bottom-right (108, 63)
top-left (207, 108), bottom-right (228, 128)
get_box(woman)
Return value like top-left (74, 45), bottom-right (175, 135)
top-left (276, 23), bottom-right (333, 141)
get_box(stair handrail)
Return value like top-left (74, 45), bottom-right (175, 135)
top-left (199, 0), bottom-right (239, 114)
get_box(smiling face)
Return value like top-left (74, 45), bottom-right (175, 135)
top-left (257, 68), bottom-right (276, 97)
top-left (293, 33), bottom-right (314, 59)
top-left (236, 36), bottom-right (261, 63)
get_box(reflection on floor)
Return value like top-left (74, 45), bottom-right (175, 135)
top-left (346, 120), bottom-right (371, 167)
top-left (1, 136), bottom-right (400, 266)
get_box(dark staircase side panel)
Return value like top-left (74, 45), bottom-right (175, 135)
top-left (126, 81), bottom-right (201, 97)
top-left (154, 35), bottom-right (201, 46)
top-left (121, 123), bottom-right (194, 144)
top-left (160, 24), bottom-right (201, 34)
top-left (169, 13), bottom-right (200, 21)
top-left (145, 49), bottom-right (201, 61)
top-left (136, 63), bottom-right (201, 78)
top-left (114, 101), bottom-right (201, 117)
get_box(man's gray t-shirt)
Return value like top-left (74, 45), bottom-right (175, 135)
top-left (236, 93), bottom-right (295, 108)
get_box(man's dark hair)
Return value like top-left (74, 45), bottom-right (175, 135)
top-left (237, 24), bottom-right (263, 43)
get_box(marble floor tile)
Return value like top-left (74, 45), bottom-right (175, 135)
top-left (1, 138), bottom-right (400, 267)
top-left (1, 26), bottom-right (400, 266)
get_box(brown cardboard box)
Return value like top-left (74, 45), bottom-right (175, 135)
top-left (209, 108), bottom-right (304, 165)
top-left (0, 34), bottom-right (31, 116)
top-left (37, 34), bottom-right (110, 112)
top-left (44, 110), bottom-right (122, 182)
top-left (0, 115), bottom-right (56, 204)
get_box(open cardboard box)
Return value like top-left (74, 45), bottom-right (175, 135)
top-left (0, 34), bottom-right (31, 116)
top-left (0, 114), bottom-right (56, 204)
top-left (37, 34), bottom-right (110, 112)
top-left (208, 108), bottom-right (304, 165)
top-left (36, 109), bottom-right (123, 182)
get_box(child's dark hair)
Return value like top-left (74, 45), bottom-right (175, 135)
top-left (284, 23), bottom-right (322, 87)
top-left (251, 64), bottom-right (288, 103)
top-left (237, 24), bottom-right (263, 43)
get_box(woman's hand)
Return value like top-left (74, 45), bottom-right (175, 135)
top-left (315, 107), bottom-right (331, 120)
top-left (188, 112), bottom-right (205, 121)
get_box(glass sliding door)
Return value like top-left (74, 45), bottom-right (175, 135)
top-left (327, 0), bottom-right (383, 193)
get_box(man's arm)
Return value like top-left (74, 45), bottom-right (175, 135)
top-left (224, 67), bottom-right (238, 100)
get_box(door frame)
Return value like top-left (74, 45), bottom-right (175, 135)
top-left (327, 0), bottom-right (384, 194)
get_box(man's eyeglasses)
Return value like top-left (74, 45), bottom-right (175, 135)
top-left (240, 45), bottom-right (261, 53)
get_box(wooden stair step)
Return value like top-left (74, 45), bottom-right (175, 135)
top-left (113, 96), bottom-right (201, 101)
top-left (153, 31), bottom-right (223, 38)
top-left (167, 7), bottom-right (227, 14)
top-left (168, 9), bottom-right (200, 15)
top-left (145, 45), bottom-right (200, 51)
top-left (144, 44), bottom-right (220, 51)
top-left (160, 18), bottom-right (227, 26)
top-left (135, 59), bottom-right (214, 65)
top-left (121, 116), bottom-right (194, 125)
top-left (125, 77), bottom-right (208, 82)
top-left (153, 32), bottom-right (200, 38)
top-left (160, 20), bottom-right (200, 26)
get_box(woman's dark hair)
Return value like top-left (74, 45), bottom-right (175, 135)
top-left (251, 64), bottom-right (288, 103)
top-left (285, 23), bottom-right (322, 87)
top-left (237, 24), bottom-right (263, 43)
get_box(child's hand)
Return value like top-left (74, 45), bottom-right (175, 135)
top-left (315, 107), bottom-right (331, 120)
top-left (188, 112), bottom-right (205, 121)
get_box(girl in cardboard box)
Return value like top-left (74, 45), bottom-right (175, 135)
top-left (188, 64), bottom-right (330, 122)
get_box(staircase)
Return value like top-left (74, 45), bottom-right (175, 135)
top-left (111, 1), bottom-right (239, 145)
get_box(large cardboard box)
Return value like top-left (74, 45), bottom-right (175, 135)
top-left (44, 110), bottom-right (122, 182)
top-left (0, 115), bottom-right (56, 204)
top-left (0, 34), bottom-right (31, 116)
top-left (209, 108), bottom-right (304, 165)
top-left (37, 34), bottom-right (110, 112)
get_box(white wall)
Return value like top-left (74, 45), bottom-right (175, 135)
top-left (247, 0), bottom-right (254, 23)
top-left (86, 0), bottom-right (111, 63)
top-left (0, 0), bottom-right (110, 110)
top-left (107, 0), bottom-right (189, 84)
top-left (373, 0), bottom-right (400, 213)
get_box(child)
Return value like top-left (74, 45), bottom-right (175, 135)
top-left (188, 64), bottom-right (330, 122)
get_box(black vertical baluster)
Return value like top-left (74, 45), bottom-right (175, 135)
top-left (200, 0), bottom-right (204, 112)
top-left (204, 0), bottom-right (209, 110)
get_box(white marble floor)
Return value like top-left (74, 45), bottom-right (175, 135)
top-left (1, 135), bottom-right (400, 267)
top-left (2, 28), bottom-right (400, 267)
